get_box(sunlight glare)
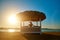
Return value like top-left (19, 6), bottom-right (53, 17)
top-left (8, 29), bottom-right (15, 32)
top-left (8, 15), bottom-right (17, 24)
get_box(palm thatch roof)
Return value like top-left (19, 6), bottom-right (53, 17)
top-left (17, 11), bottom-right (46, 21)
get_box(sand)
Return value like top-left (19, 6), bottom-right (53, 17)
top-left (0, 32), bottom-right (60, 40)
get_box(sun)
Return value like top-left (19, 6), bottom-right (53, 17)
top-left (8, 15), bottom-right (17, 25)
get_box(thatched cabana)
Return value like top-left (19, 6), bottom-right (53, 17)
top-left (17, 11), bottom-right (46, 33)
top-left (17, 11), bottom-right (46, 21)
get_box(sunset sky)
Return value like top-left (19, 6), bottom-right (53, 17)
top-left (0, 0), bottom-right (60, 29)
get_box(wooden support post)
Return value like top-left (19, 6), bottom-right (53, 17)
top-left (22, 22), bottom-right (24, 26)
top-left (40, 19), bottom-right (41, 34)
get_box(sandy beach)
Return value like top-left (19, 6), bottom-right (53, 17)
top-left (0, 32), bottom-right (60, 40)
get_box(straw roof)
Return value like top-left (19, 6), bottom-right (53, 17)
top-left (17, 11), bottom-right (46, 21)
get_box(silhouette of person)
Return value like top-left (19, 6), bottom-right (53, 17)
top-left (29, 22), bottom-right (33, 27)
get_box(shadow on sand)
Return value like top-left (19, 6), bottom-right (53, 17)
top-left (0, 32), bottom-right (60, 40)
top-left (22, 33), bottom-right (60, 40)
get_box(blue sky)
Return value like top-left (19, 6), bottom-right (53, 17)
top-left (0, 0), bottom-right (60, 29)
